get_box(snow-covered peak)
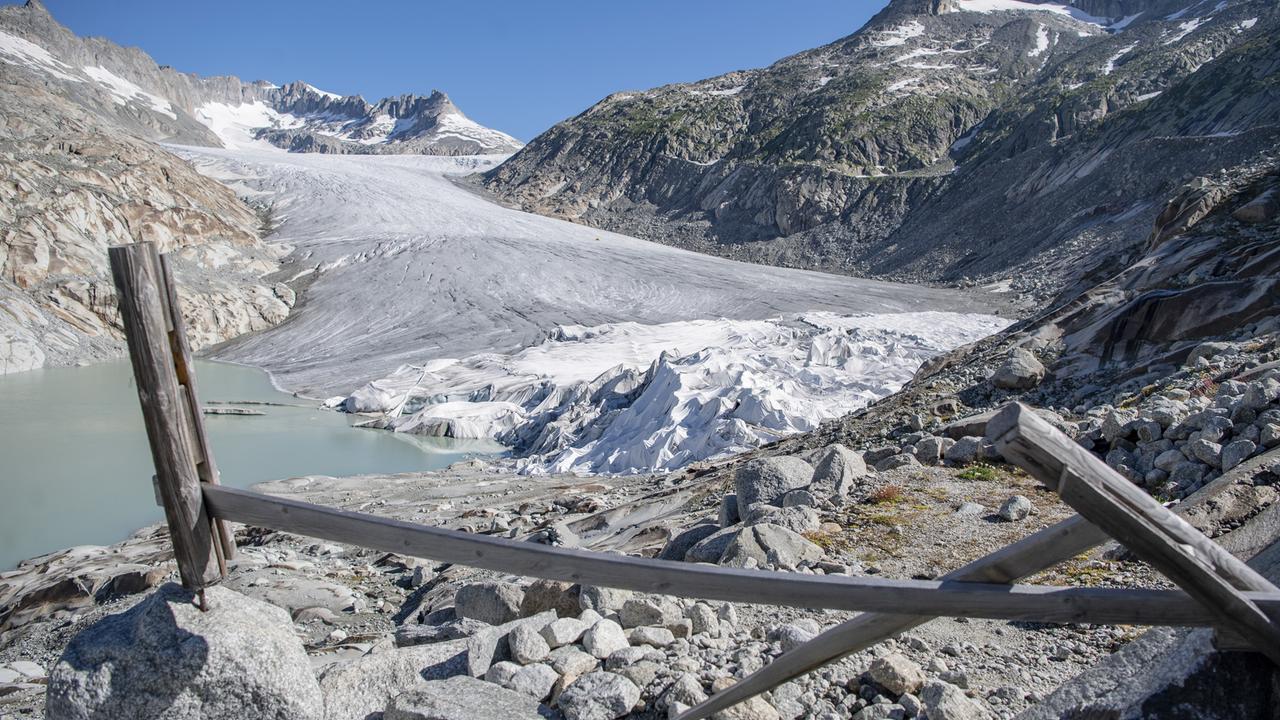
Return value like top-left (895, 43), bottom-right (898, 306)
top-left (0, 1), bottom-right (523, 156)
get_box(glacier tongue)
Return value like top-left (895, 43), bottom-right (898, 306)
top-left (348, 311), bottom-right (1007, 475)
top-left (177, 145), bottom-right (1007, 476)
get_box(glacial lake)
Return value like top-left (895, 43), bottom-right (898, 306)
top-left (0, 360), bottom-right (501, 570)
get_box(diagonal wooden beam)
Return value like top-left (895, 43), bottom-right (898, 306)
top-left (674, 514), bottom-right (1110, 720)
top-left (989, 401), bottom-right (1280, 666)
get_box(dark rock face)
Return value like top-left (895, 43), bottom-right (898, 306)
top-left (484, 0), bottom-right (1279, 305)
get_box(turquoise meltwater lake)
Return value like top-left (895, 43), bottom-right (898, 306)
top-left (0, 360), bottom-right (501, 569)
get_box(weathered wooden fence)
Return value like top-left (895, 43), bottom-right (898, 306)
top-left (109, 241), bottom-right (1280, 719)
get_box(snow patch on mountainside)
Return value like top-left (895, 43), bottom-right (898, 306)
top-left (0, 29), bottom-right (79, 81)
top-left (431, 112), bottom-right (523, 148)
top-left (83, 65), bottom-right (176, 119)
top-left (873, 21), bottom-right (926, 47)
top-left (1028, 25), bottom-right (1051, 57)
top-left (346, 311), bottom-right (1008, 474)
top-left (194, 101), bottom-right (295, 150)
top-left (955, 0), bottom-right (1107, 26)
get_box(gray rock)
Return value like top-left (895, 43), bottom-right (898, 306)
top-left (509, 663), bottom-right (559, 700)
top-left (997, 495), bottom-right (1032, 522)
top-left (605, 646), bottom-right (663, 670)
top-left (558, 672), bottom-right (641, 720)
top-left (914, 436), bottom-right (951, 464)
top-left (990, 348), bottom-right (1046, 390)
top-left (1199, 415), bottom-right (1234, 443)
top-left (1242, 377), bottom-right (1280, 409)
top-left (484, 661), bottom-right (521, 687)
top-left (509, 624), bottom-right (551, 664)
top-left (718, 494), bottom-right (741, 527)
top-left (1134, 420), bottom-right (1163, 443)
top-left (870, 653), bottom-right (926, 696)
top-left (628, 625), bottom-right (675, 648)
top-left (664, 673), bottom-right (708, 707)
top-left (519, 579), bottom-right (579, 619)
top-left (781, 489), bottom-right (818, 508)
top-left (684, 527), bottom-right (740, 564)
top-left (735, 456), bottom-right (815, 517)
top-left (583, 619), bottom-right (630, 659)
top-left (920, 680), bottom-right (991, 720)
top-left (875, 453), bottom-right (921, 472)
top-left (899, 692), bottom-right (922, 718)
top-left (1169, 461), bottom-right (1208, 491)
top-left (454, 581), bottom-right (525, 625)
top-left (1261, 423), bottom-right (1280, 448)
top-left (810, 444), bottom-right (869, 500)
top-left (548, 646), bottom-right (598, 676)
top-left (720, 523), bottom-right (823, 571)
top-left (1186, 341), bottom-right (1232, 366)
top-left (944, 410), bottom-right (998, 440)
top-left (658, 522), bottom-right (720, 561)
top-left (771, 623), bottom-right (816, 652)
top-left (224, 570), bottom-right (357, 617)
top-left (619, 595), bottom-right (682, 628)
top-left (540, 617), bottom-right (588, 648)
top-left (383, 675), bottom-right (549, 720)
top-left (466, 611), bottom-right (557, 677)
top-left (710, 676), bottom-right (782, 719)
top-left (1220, 439), bottom-right (1257, 471)
top-left (769, 680), bottom-right (806, 719)
top-left (1149, 399), bottom-right (1189, 428)
top-left (954, 502), bottom-right (985, 516)
top-left (46, 584), bottom-right (324, 720)
top-left (396, 617), bottom-right (490, 647)
top-left (1187, 438), bottom-right (1223, 468)
top-left (686, 602), bottom-right (721, 638)
top-left (855, 704), bottom-right (906, 720)
top-left (1101, 409), bottom-right (1137, 444)
top-left (1153, 449), bottom-right (1187, 472)
top-left (577, 585), bottom-right (633, 615)
top-left (1233, 187), bottom-right (1280, 223)
top-left (409, 566), bottom-right (434, 589)
top-left (944, 436), bottom-right (985, 466)
top-left (321, 639), bottom-right (469, 720)
top-left (613, 661), bottom-right (662, 693)
top-left (742, 503), bottom-right (821, 534)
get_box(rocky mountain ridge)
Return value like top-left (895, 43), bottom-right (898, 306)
top-left (0, 1), bottom-right (521, 156)
top-left (0, 1), bottom-right (296, 373)
top-left (483, 0), bottom-right (1278, 307)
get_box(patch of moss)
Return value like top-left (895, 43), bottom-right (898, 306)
top-left (958, 463), bottom-right (999, 482)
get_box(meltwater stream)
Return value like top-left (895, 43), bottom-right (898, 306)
top-left (0, 360), bottom-right (501, 570)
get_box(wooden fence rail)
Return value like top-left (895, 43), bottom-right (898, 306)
top-left (108, 241), bottom-right (1280, 720)
top-left (203, 485), bottom-right (1280, 626)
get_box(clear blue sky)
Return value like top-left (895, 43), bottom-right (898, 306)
top-left (40, 0), bottom-right (889, 141)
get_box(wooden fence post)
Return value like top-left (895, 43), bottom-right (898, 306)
top-left (109, 242), bottom-right (221, 593)
top-left (157, 253), bottom-right (235, 566)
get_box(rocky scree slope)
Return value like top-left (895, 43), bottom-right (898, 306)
top-left (0, 1), bottom-right (520, 156)
top-left (484, 0), bottom-right (1279, 306)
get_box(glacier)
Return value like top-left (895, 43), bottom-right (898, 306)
top-left (348, 312), bottom-right (1007, 474)
top-left (178, 142), bottom-right (1006, 474)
